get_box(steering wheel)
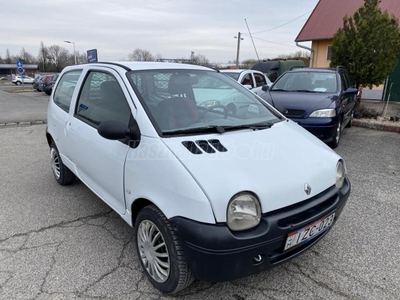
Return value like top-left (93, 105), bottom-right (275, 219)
top-left (199, 104), bottom-right (229, 120)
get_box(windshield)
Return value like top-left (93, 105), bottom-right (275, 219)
top-left (222, 72), bottom-right (240, 81)
top-left (127, 69), bottom-right (282, 135)
top-left (271, 71), bottom-right (337, 93)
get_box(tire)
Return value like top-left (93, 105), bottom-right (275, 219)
top-left (328, 119), bottom-right (342, 149)
top-left (50, 142), bottom-right (75, 185)
top-left (346, 109), bottom-right (354, 128)
top-left (16, 81), bottom-right (21, 86)
top-left (135, 205), bottom-right (194, 294)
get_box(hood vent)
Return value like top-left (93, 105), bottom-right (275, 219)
top-left (182, 139), bottom-right (228, 154)
top-left (182, 141), bottom-right (202, 154)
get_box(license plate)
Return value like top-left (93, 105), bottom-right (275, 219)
top-left (284, 213), bottom-right (335, 251)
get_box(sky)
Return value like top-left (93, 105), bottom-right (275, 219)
top-left (1, 0), bottom-right (320, 64)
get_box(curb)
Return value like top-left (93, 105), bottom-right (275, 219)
top-left (353, 119), bottom-right (400, 133)
top-left (0, 120), bottom-right (47, 128)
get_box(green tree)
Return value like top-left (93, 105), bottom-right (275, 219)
top-left (330, 0), bottom-right (400, 89)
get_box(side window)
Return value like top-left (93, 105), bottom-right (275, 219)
top-left (253, 73), bottom-right (267, 87)
top-left (240, 73), bottom-right (254, 87)
top-left (340, 73), bottom-right (349, 91)
top-left (53, 70), bottom-right (82, 112)
top-left (75, 71), bottom-right (131, 127)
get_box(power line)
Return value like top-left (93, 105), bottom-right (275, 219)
top-left (250, 10), bottom-right (312, 35)
top-left (241, 35), bottom-right (298, 48)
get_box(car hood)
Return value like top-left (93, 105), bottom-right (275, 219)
top-left (265, 91), bottom-right (337, 114)
top-left (162, 121), bottom-right (341, 222)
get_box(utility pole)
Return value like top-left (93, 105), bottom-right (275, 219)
top-left (234, 32), bottom-right (244, 68)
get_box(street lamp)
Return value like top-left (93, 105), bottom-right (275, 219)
top-left (64, 40), bottom-right (77, 65)
top-left (234, 32), bottom-right (244, 68)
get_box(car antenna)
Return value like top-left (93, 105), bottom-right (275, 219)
top-left (244, 18), bottom-right (265, 75)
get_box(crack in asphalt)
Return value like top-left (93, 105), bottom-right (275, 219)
top-left (0, 210), bottom-right (114, 245)
top-left (0, 271), bottom-right (14, 290)
top-left (35, 243), bottom-right (62, 299)
top-left (289, 262), bottom-right (353, 299)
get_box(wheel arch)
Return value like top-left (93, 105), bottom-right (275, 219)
top-left (131, 198), bottom-right (154, 226)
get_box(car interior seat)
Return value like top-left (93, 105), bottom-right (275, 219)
top-left (157, 74), bottom-right (198, 130)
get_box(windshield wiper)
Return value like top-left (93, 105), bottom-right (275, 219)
top-left (164, 121), bottom-right (275, 136)
top-left (222, 121), bottom-right (275, 132)
top-left (165, 125), bottom-right (226, 135)
top-left (292, 89), bottom-right (318, 93)
top-left (271, 89), bottom-right (288, 92)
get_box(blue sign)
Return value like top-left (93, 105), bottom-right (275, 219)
top-left (87, 49), bottom-right (98, 63)
top-left (21, 74), bottom-right (26, 79)
top-left (17, 67), bottom-right (24, 74)
top-left (16, 61), bottom-right (23, 68)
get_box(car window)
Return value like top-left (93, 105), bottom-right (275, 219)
top-left (271, 71), bottom-right (337, 93)
top-left (127, 69), bottom-right (282, 134)
top-left (253, 72), bottom-right (267, 87)
top-left (223, 72), bottom-right (240, 81)
top-left (75, 71), bottom-right (131, 127)
top-left (340, 72), bottom-right (349, 91)
top-left (240, 73), bottom-right (254, 87)
top-left (53, 70), bottom-right (82, 112)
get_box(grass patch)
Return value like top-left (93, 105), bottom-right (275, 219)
top-left (3, 89), bottom-right (34, 93)
top-left (354, 105), bottom-right (380, 119)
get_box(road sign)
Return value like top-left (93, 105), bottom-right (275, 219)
top-left (16, 61), bottom-right (23, 68)
top-left (21, 74), bottom-right (26, 79)
top-left (17, 67), bottom-right (24, 74)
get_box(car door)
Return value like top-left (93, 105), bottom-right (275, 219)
top-left (66, 68), bottom-right (134, 214)
top-left (339, 72), bottom-right (353, 126)
top-left (251, 71), bottom-right (268, 95)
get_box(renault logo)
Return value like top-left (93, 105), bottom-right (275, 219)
top-left (304, 183), bottom-right (311, 195)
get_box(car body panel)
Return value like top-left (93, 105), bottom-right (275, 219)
top-left (221, 69), bottom-right (272, 95)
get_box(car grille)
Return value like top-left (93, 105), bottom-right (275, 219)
top-left (284, 109), bottom-right (306, 118)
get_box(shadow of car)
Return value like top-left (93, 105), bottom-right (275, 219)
top-left (260, 67), bottom-right (358, 148)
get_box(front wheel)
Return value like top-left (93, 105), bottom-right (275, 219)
top-left (328, 119), bottom-right (342, 149)
top-left (135, 205), bottom-right (194, 294)
top-left (15, 81), bottom-right (22, 86)
top-left (50, 142), bottom-right (75, 185)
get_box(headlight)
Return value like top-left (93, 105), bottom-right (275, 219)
top-left (309, 109), bottom-right (336, 118)
top-left (336, 160), bottom-right (346, 188)
top-left (227, 193), bottom-right (261, 231)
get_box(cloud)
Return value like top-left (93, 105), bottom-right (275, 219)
top-left (1, 0), bottom-right (316, 63)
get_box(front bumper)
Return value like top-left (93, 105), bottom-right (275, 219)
top-left (292, 117), bottom-right (337, 142)
top-left (170, 178), bottom-right (351, 282)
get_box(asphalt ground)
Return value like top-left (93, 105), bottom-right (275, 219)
top-left (0, 123), bottom-right (399, 300)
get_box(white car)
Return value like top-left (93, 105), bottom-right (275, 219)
top-left (220, 69), bottom-right (272, 95)
top-left (12, 75), bottom-right (34, 85)
top-left (47, 62), bottom-right (350, 294)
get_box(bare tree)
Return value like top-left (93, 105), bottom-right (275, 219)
top-left (6, 49), bottom-right (12, 64)
top-left (128, 49), bottom-right (155, 61)
top-left (47, 45), bottom-right (69, 71)
top-left (20, 48), bottom-right (35, 64)
top-left (37, 41), bottom-right (50, 72)
top-left (189, 53), bottom-right (210, 67)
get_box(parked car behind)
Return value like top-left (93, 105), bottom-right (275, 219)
top-left (44, 74), bottom-right (59, 95)
top-left (220, 69), bottom-right (272, 95)
top-left (252, 59), bottom-right (305, 82)
top-left (39, 74), bottom-right (58, 93)
top-left (260, 66), bottom-right (358, 148)
top-left (33, 75), bottom-right (45, 91)
top-left (12, 75), bottom-right (34, 85)
top-left (47, 61), bottom-right (351, 294)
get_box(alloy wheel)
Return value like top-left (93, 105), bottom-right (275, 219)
top-left (137, 220), bottom-right (170, 283)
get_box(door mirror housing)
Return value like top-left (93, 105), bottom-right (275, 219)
top-left (98, 119), bottom-right (141, 148)
top-left (343, 87), bottom-right (358, 95)
top-left (261, 85), bottom-right (269, 92)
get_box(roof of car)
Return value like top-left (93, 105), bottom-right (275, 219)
top-left (220, 69), bottom-right (262, 74)
top-left (288, 67), bottom-right (338, 73)
top-left (83, 61), bottom-right (214, 71)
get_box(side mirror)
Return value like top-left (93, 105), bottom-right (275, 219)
top-left (262, 85), bottom-right (269, 92)
top-left (344, 87), bottom-right (358, 95)
top-left (98, 119), bottom-right (141, 148)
